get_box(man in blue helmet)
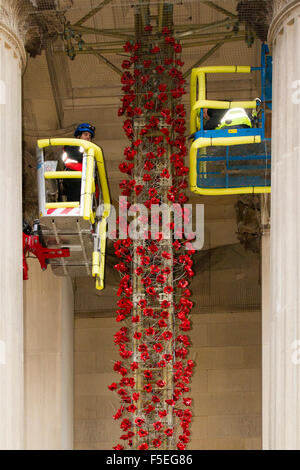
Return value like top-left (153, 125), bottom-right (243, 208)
top-left (62, 123), bottom-right (96, 201)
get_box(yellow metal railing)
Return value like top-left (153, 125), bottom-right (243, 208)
top-left (190, 66), bottom-right (254, 135)
top-left (45, 202), bottom-right (80, 209)
top-left (44, 171), bottom-right (82, 179)
top-left (38, 138), bottom-right (111, 290)
top-left (189, 65), bottom-right (270, 196)
top-left (189, 136), bottom-right (271, 196)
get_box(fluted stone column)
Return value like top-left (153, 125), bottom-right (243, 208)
top-left (0, 0), bottom-right (27, 450)
top-left (261, 195), bottom-right (271, 449)
top-left (268, 0), bottom-right (300, 450)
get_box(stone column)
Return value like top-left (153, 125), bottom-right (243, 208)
top-left (0, 0), bottom-right (27, 450)
top-left (268, 0), bottom-right (300, 450)
top-left (261, 195), bottom-right (270, 449)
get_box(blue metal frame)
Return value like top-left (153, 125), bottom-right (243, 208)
top-left (193, 44), bottom-right (272, 141)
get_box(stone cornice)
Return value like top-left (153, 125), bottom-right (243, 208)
top-left (0, 0), bottom-right (29, 68)
top-left (268, 0), bottom-right (300, 44)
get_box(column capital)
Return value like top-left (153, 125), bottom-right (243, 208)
top-left (268, 0), bottom-right (300, 44)
top-left (0, 0), bottom-right (28, 69)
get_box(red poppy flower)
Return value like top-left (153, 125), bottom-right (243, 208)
top-left (133, 139), bottom-right (142, 147)
top-left (138, 443), bottom-right (148, 450)
top-left (143, 173), bottom-right (152, 182)
top-left (145, 327), bottom-right (155, 336)
top-left (135, 267), bottom-right (143, 275)
top-left (131, 316), bottom-right (140, 323)
top-left (157, 146), bottom-right (166, 157)
top-left (158, 410), bottom-right (167, 418)
top-left (165, 399), bottom-right (175, 406)
top-left (144, 25), bottom-right (152, 32)
top-left (113, 407), bottom-right (124, 420)
top-left (108, 382), bottom-right (118, 391)
top-left (121, 59), bottom-right (131, 69)
top-left (164, 428), bottom-right (174, 436)
top-left (141, 74), bottom-right (150, 85)
top-left (162, 331), bottom-right (173, 340)
top-left (134, 106), bottom-right (142, 115)
top-left (155, 65), bottom-right (165, 74)
top-left (144, 383), bottom-right (152, 393)
top-left (156, 274), bottom-right (167, 284)
top-left (165, 36), bottom-right (175, 44)
top-left (123, 41), bottom-right (133, 52)
top-left (143, 308), bottom-right (154, 317)
top-left (113, 444), bottom-right (124, 450)
top-left (158, 92), bottom-right (168, 102)
top-left (173, 43), bottom-right (182, 53)
top-left (141, 256), bottom-right (150, 265)
top-left (144, 404), bottom-right (155, 414)
top-left (141, 351), bottom-right (150, 362)
top-left (148, 243), bottom-right (159, 254)
top-left (158, 319), bottom-right (167, 328)
top-left (146, 286), bottom-right (157, 296)
top-left (140, 127), bottom-right (148, 136)
top-left (120, 418), bottom-right (131, 431)
top-left (183, 397), bottom-right (192, 406)
top-left (164, 286), bottom-right (174, 294)
top-left (153, 438), bottom-right (162, 448)
top-left (153, 421), bottom-right (163, 431)
top-left (156, 379), bottom-right (166, 388)
top-left (144, 100), bottom-right (155, 110)
top-left (153, 343), bottom-right (163, 353)
top-left (144, 161), bottom-right (154, 171)
top-left (138, 299), bottom-right (147, 308)
top-left (160, 311), bottom-right (169, 319)
top-left (138, 429), bottom-right (148, 438)
top-left (162, 251), bottom-right (172, 259)
top-left (133, 332), bottom-right (142, 340)
top-left (144, 369), bottom-right (153, 379)
top-left (177, 280), bottom-right (188, 290)
top-left (157, 360), bottom-right (166, 368)
top-left (135, 417), bottom-right (145, 427)
top-left (163, 354), bottom-right (172, 362)
top-left (177, 443), bottom-right (186, 450)
top-left (152, 395), bottom-right (160, 403)
top-left (151, 46), bottom-right (160, 54)
top-left (127, 404), bottom-right (137, 413)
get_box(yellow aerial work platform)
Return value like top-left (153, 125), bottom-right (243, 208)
top-left (189, 44), bottom-right (272, 196)
top-left (36, 138), bottom-right (110, 290)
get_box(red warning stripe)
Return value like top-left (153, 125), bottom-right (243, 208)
top-left (61, 207), bottom-right (74, 215)
top-left (47, 208), bottom-right (56, 215)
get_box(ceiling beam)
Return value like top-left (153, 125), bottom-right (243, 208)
top-left (90, 51), bottom-right (123, 76)
top-left (70, 24), bottom-right (134, 40)
top-left (202, 1), bottom-right (237, 18)
top-left (74, 0), bottom-right (113, 26)
top-left (183, 39), bottom-right (227, 79)
top-left (45, 46), bottom-right (64, 128)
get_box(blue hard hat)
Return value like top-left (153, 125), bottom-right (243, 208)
top-left (74, 123), bottom-right (95, 138)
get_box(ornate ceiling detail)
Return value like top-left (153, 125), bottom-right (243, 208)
top-left (0, 0), bottom-right (30, 42)
top-left (25, 0), bottom-right (73, 57)
top-left (237, 0), bottom-right (273, 41)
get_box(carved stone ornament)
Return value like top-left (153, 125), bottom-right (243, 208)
top-left (25, 0), bottom-right (73, 57)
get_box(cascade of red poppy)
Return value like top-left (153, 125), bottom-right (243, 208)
top-left (109, 18), bottom-right (195, 451)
